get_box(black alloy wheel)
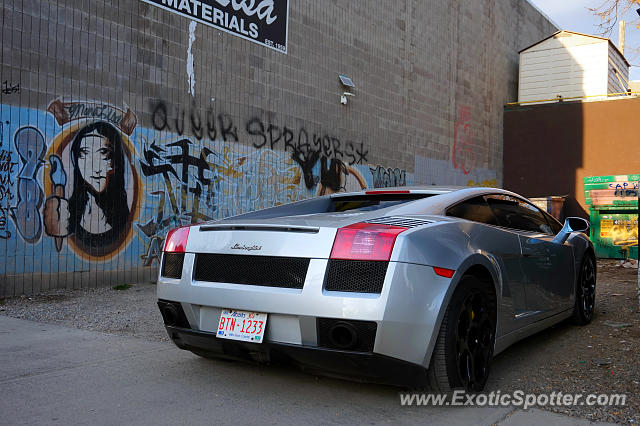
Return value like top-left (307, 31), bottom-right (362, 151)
top-left (455, 291), bottom-right (495, 392)
top-left (573, 254), bottom-right (596, 325)
top-left (427, 275), bottom-right (496, 392)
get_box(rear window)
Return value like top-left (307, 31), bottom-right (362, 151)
top-left (328, 194), bottom-right (432, 213)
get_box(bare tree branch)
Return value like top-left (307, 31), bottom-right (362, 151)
top-left (590, 0), bottom-right (640, 66)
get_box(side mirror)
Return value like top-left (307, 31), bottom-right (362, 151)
top-left (552, 217), bottom-right (590, 245)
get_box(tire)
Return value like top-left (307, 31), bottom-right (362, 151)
top-left (427, 275), bottom-right (496, 392)
top-left (572, 253), bottom-right (596, 325)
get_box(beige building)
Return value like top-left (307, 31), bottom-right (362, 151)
top-left (518, 31), bottom-right (630, 104)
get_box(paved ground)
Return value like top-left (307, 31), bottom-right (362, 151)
top-left (0, 316), bottom-right (614, 425)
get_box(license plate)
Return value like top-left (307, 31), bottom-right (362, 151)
top-left (216, 309), bottom-right (267, 343)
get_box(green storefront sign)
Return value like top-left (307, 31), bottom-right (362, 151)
top-left (584, 175), bottom-right (638, 259)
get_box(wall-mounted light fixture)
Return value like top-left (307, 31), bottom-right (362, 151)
top-left (340, 92), bottom-right (355, 105)
top-left (339, 74), bottom-right (355, 105)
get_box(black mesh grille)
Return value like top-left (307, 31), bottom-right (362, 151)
top-left (324, 259), bottom-right (388, 293)
top-left (317, 318), bottom-right (377, 352)
top-left (162, 253), bottom-right (184, 279)
top-left (194, 254), bottom-right (309, 289)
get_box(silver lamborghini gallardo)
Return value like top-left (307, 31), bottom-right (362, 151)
top-left (157, 187), bottom-right (596, 391)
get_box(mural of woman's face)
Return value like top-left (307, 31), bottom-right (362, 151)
top-left (77, 135), bottom-right (113, 193)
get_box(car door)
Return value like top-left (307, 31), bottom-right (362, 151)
top-left (484, 195), bottom-right (574, 316)
top-left (446, 196), bottom-right (528, 333)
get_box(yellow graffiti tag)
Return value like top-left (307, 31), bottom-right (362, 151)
top-left (466, 179), bottom-right (498, 188)
top-left (213, 145), bottom-right (247, 179)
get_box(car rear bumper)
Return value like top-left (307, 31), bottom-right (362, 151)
top-left (157, 256), bottom-right (454, 367)
top-left (163, 324), bottom-right (428, 387)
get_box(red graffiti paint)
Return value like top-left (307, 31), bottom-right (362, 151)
top-left (452, 106), bottom-right (474, 175)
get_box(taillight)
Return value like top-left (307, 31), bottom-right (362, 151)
top-left (330, 223), bottom-right (408, 261)
top-left (164, 226), bottom-right (190, 253)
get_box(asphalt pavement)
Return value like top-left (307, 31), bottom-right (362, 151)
top-left (0, 316), bottom-right (613, 425)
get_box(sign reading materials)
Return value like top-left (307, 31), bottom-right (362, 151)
top-left (142, 0), bottom-right (289, 53)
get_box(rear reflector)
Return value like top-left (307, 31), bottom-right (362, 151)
top-left (164, 226), bottom-right (190, 253)
top-left (330, 223), bottom-right (407, 261)
top-left (433, 267), bottom-right (455, 278)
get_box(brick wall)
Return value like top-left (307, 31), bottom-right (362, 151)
top-left (0, 0), bottom-right (555, 296)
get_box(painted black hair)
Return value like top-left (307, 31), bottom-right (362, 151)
top-left (67, 121), bottom-right (129, 246)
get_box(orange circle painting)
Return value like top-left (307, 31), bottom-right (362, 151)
top-left (43, 120), bottom-right (141, 260)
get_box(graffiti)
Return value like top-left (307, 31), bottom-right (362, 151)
top-left (247, 118), bottom-right (368, 163)
top-left (452, 105), bottom-right (474, 175)
top-left (0, 101), bottom-right (411, 277)
top-left (137, 138), bottom-right (310, 264)
top-left (48, 100), bottom-right (137, 133)
top-left (315, 158), bottom-right (367, 195)
top-left (0, 120), bottom-right (8, 147)
top-left (41, 101), bottom-right (140, 259)
top-left (609, 182), bottom-right (638, 198)
top-left (150, 101), bottom-right (370, 191)
top-left (145, 101), bottom-right (368, 265)
top-left (151, 101), bottom-right (238, 142)
top-left (246, 118), bottom-right (369, 191)
top-left (587, 179), bottom-right (639, 206)
top-left (467, 178), bottom-right (498, 188)
top-left (0, 205), bottom-right (9, 239)
top-left (211, 146), bottom-right (306, 217)
top-left (138, 189), bottom-right (175, 266)
top-left (139, 138), bottom-right (308, 221)
top-left (139, 138), bottom-right (214, 225)
top-left (369, 165), bottom-right (406, 188)
top-left (246, 118), bottom-right (370, 193)
top-left (141, 235), bottom-right (164, 266)
top-left (10, 127), bottom-right (46, 244)
top-left (0, 104), bottom-right (11, 240)
top-left (1, 80), bottom-right (20, 95)
top-left (0, 149), bottom-right (17, 203)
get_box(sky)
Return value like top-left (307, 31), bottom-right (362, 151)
top-left (529, 0), bottom-right (640, 80)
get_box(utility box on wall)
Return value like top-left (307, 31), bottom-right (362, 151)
top-left (584, 175), bottom-right (638, 259)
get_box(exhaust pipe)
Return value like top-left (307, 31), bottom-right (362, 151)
top-left (157, 300), bottom-right (190, 329)
top-left (329, 322), bottom-right (358, 349)
top-left (161, 305), bottom-right (179, 327)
